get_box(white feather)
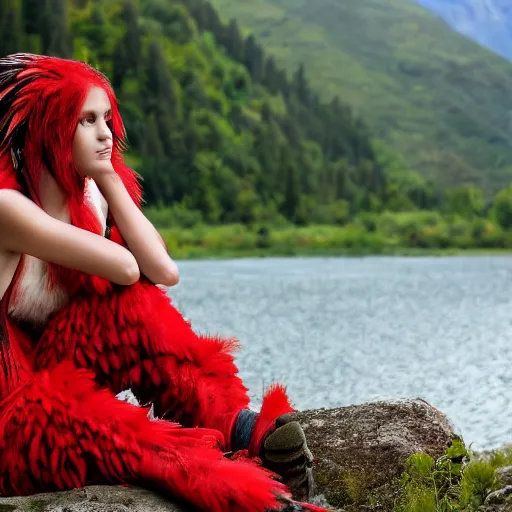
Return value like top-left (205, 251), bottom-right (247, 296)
top-left (8, 256), bottom-right (68, 326)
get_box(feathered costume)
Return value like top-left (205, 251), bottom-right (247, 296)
top-left (0, 54), bottom-right (328, 512)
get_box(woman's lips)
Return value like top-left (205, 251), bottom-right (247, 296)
top-left (97, 149), bottom-right (111, 158)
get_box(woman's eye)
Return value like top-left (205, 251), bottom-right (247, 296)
top-left (105, 111), bottom-right (112, 122)
top-left (81, 115), bottom-right (96, 126)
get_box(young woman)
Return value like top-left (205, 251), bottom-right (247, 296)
top-left (0, 54), bottom-right (325, 511)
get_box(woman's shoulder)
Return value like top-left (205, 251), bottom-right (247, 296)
top-left (0, 188), bottom-right (24, 200)
top-left (0, 189), bottom-right (47, 230)
top-left (0, 188), bottom-right (29, 213)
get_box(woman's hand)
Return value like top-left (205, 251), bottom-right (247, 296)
top-left (92, 171), bottom-right (180, 287)
top-left (74, 154), bottom-right (115, 181)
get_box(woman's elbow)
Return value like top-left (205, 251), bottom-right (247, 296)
top-left (119, 259), bottom-right (140, 285)
top-left (156, 261), bottom-right (179, 287)
top-left (160, 267), bottom-right (179, 287)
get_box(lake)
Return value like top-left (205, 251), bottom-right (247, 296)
top-left (167, 256), bottom-right (512, 451)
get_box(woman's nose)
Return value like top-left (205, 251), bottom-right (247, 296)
top-left (97, 121), bottom-right (112, 141)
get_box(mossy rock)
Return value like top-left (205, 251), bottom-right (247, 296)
top-left (298, 398), bottom-right (456, 510)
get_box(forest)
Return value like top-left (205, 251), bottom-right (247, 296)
top-left (2, 0), bottom-right (512, 256)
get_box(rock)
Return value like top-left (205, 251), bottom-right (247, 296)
top-left (485, 485), bottom-right (512, 505)
top-left (297, 398), bottom-right (456, 511)
top-left (0, 398), bottom-right (456, 511)
top-left (0, 486), bottom-right (191, 512)
top-left (478, 469), bottom-right (512, 511)
top-left (496, 466), bottom-right (512, 487)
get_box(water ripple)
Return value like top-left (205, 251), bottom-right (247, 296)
top-left (168, 256), bottom-right (512, 450)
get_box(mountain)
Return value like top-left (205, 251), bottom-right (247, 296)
top-left (2, 0), bottom-right (413, 224)
top-left (208, 0), bottom-right (512, 194)
top-left (413, 0), bottom-right (512, 61)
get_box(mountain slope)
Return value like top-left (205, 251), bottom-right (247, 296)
top-left (414, 0), bottom-right (512, 61)
top-left (1, 0), bottom-right (406, 223)
top-left (208, 0), bottom-right (512, 193)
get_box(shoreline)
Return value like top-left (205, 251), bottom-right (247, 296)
top-left (155, 222), bottom-right (512, 260)
top-left (168, 246), bottom-right (512, 260)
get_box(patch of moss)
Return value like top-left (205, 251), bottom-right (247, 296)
top-left (342, 469), bottom-right (376, 506)
top-left (25, 499), bottom-right (46, 512)
top-left (0, 505), bottom-right (17, 512)
top-left (314, 466), bottom-right (380, 508)
top-left (314, 467), bottom-right (350, 508)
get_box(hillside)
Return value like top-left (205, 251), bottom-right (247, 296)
top-left (1, 0), bottom-right (424, 225)
top-left (208, 0), bottom-right (512, 194)
top-left (414, 0), bottom-right (512, 61)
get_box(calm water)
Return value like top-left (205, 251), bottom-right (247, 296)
top-left (167, 256), bottom-right (512, 451)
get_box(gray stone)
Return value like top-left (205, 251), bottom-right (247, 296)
top-left (485, 486), bottom-right (512, 505)
top-left (0, 486), bottom-right (189, 512)
top-left (496, 466), bottom-right (512, 487)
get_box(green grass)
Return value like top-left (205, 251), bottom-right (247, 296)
top-left (208, 0), bottom-right (512, 193)
top-left (395, 441), bottom-right (512, 511)
top-left (157, 220), bottom-right (512, 260)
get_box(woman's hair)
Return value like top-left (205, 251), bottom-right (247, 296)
top-left (0, 53), bottom-right (142, 294)
top-left (0, 53), bottom-right (141, 205)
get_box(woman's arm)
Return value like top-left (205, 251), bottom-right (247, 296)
top-left (0, 189), bottom-right (140, 286)
top-left (94, 171), bottom-right (179, 287)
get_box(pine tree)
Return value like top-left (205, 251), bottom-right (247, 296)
top-left (244, 35), bottom-right (264, 83)
top-left (88, 0), bottom-right (107, 52)
top-left (40, 0), bottom-right (72, 58)
top-left (282, 150), bottom-right (301, 221)
top-left (112, 40), bottom-right (129, 89)
top-left (225, 19), bottom-right (244, 61)
top-left (141, 115), bottom-right (170, 204)
top-left (145, 42), bottom-right (179, 119)
top-left (22, 0), bottom-right (41, 34)
top-left (263, 57), bottom-right (280, 94)
top-left (0, 0), bottom-right (23, 56)
top-left (293, 63), bottom-right (310, 105)
top-left (121, 0), bottom-right (141, 69)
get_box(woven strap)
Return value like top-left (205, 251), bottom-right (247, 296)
top-left (232, 409), bottom-right (258, 451)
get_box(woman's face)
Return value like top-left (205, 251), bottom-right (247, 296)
top-left (72, 86), bottom-right (113, 177)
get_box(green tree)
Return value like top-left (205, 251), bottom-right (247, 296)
top-left (141, 1), bottom-right (195, 44)
top-left (225, 19), bottom-right (244, 61)
top-left (491, 185), bottom-right (512, 229)
top-left (86, 0), bottom-right (108, 52)
top-left (0, 0), bottom-right (23, 56)
top-left (22, 0), bottom-right (40, 34)
top-left (244, 35), bottom-right (264, 83)
top-left (282, 156), bottom-right (301, 221)
top-left (145, 41), bottom-right (180, 120)
top-left (447, 185), bottom-right (485, 218)
top-left (120, 0), bottom-right (141, 71)
top-left (263, 57), bottom-right (280, 94)
top-left (40, 0), bottom-right (72, 57)
top-left (140, 114), bottom-right (170, 205)
top-left (190, 151), bottom-right (221, 223)
top-left (293, 63), bottom-right (310, 106)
